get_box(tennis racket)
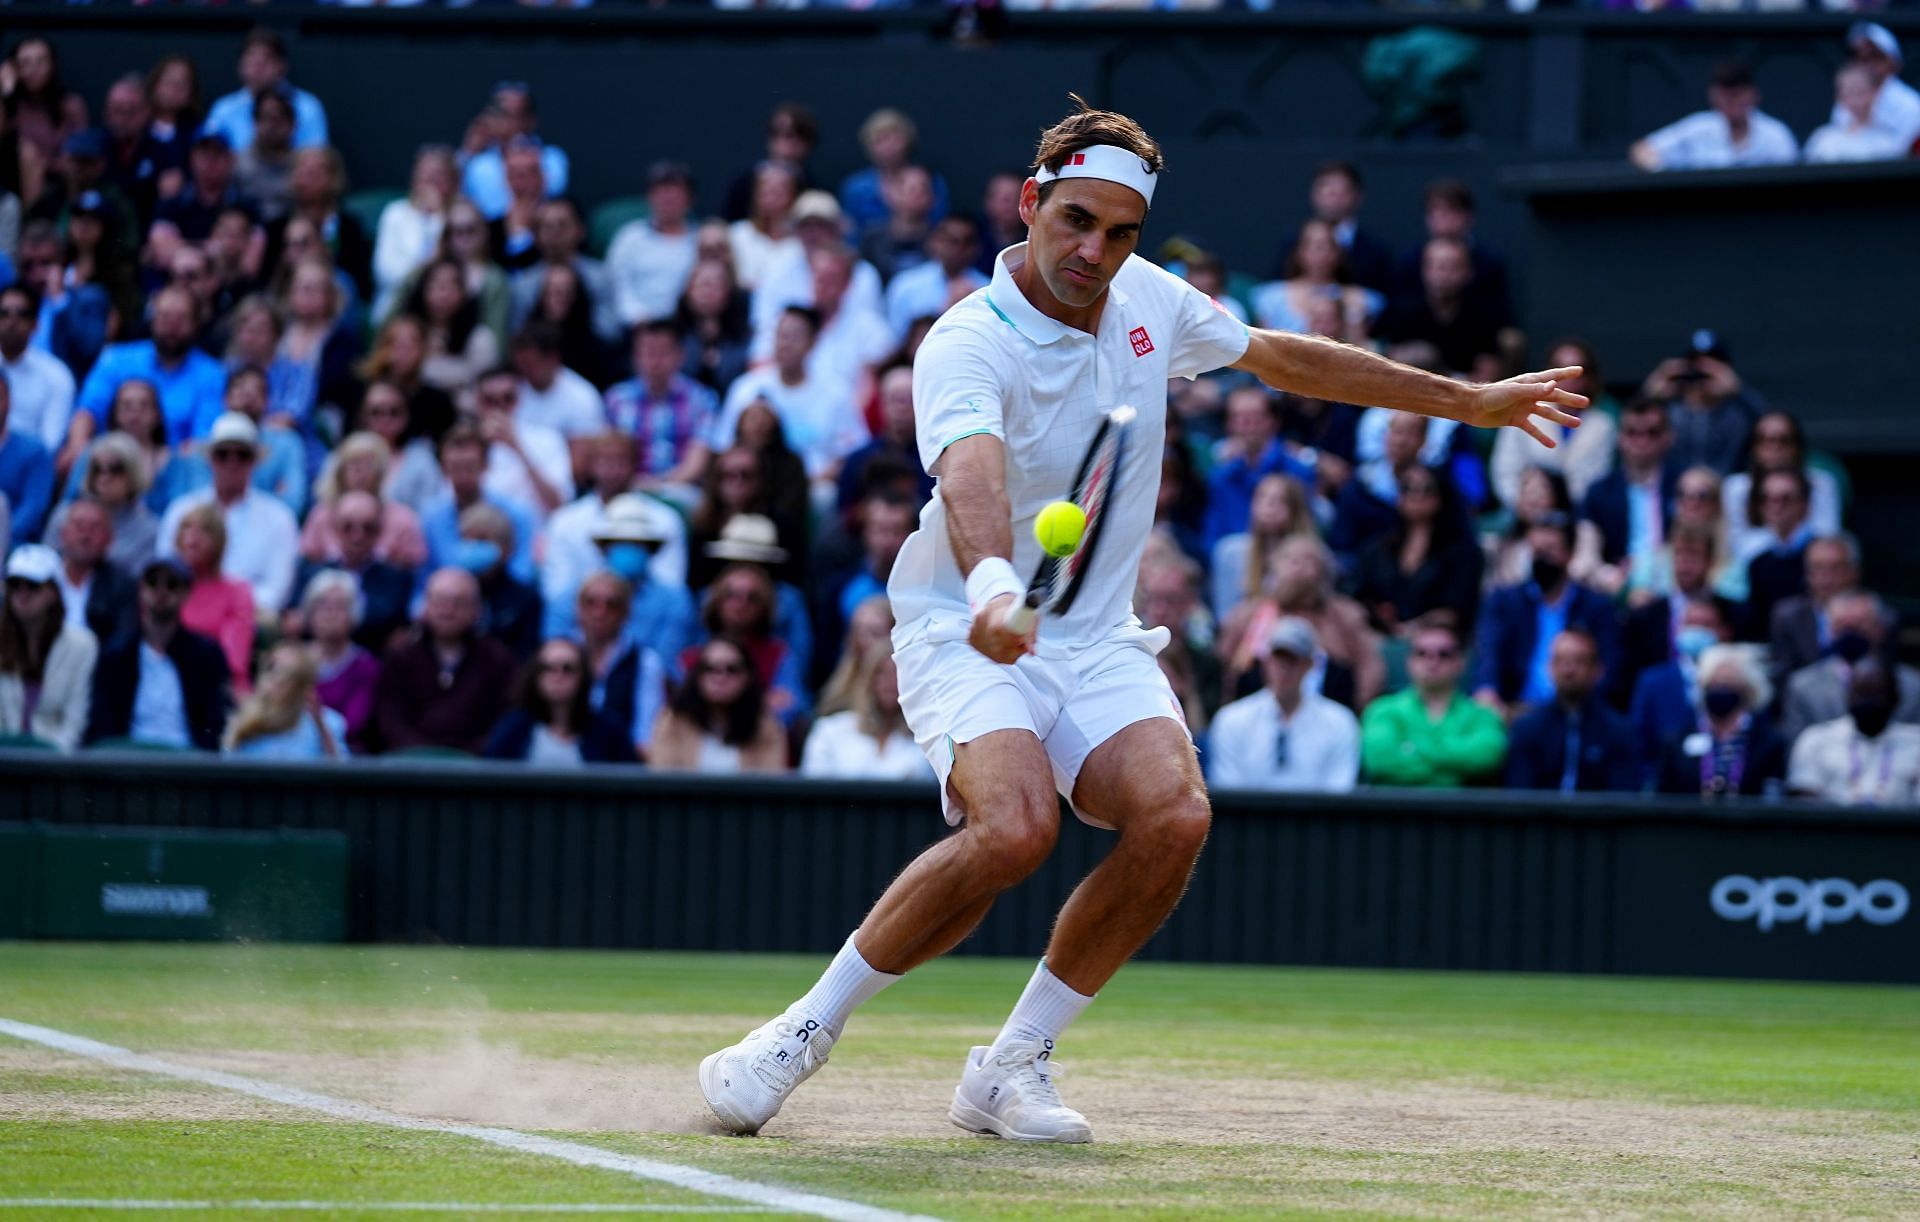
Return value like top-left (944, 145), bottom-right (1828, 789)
top-left (1005, 405), bottom-right (1135, 633)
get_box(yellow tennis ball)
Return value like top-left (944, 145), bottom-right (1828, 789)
top-left (1034, 501), bottom-right (1087, 559)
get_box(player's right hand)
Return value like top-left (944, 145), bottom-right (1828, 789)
top-left (970, 593), bottom-right (1035, 665)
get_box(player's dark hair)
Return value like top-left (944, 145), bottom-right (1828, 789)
top-left (1032, 94), bottom-right (1163, 203)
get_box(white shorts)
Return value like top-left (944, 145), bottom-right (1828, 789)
top-left (894, 622), bottom-right (1188, 829)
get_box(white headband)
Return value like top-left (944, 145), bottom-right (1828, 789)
top-left (1033, 144), bottom-right (1158, 207)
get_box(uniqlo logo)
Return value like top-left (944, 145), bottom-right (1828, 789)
top-left (1129, 326), bottom-right (1154, 357)
top-left (1069, 153), bottom-right (1086, 166)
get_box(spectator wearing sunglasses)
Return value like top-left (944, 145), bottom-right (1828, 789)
top-left (84, 556), bottom-right (231, 751)
top-left (1362, 617), bottom-right (1506, 788)
top-left (650, 635), bottom-right (786, 775)
top-left (155, 413), bottom-right (298, 613)
top-left (1205, 617), bottom-right (1359, 794)
top-left (484, 636), bottom-right (635, 766)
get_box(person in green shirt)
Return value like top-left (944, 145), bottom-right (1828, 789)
top-left (1362, 616), bottom-right (1507, 787)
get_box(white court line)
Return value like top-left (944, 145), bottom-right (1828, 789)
top-left (0, 1019), bottom-right (939, 1222)
top-left (0, 1204), bottom-right (773, 1214)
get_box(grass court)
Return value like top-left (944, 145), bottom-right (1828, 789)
top-left (3, 943), bottom-right (1918, 1219)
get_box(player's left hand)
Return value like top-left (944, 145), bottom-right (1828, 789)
top-left (1466, 366), bottom-right (1589, 448)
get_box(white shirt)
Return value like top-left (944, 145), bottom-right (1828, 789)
top-left (886, 261), bottom-right (988, 338)
top-left (372, 199), bottom-right (445, 320)
top-left (1788, 717), bottom-right (1920, 806)
top-left (803, 304), bottom-right (897, 408)
top-left (132, 642), bottom-right (191, 749)
top-left (1356, 406), bottom-right (1460, 470)
top-left (1, 345), bottom-right (77, 452)
top-left (1490, 409), bottom-right (1616, 507)
top-left (517, 368), bottom-right (607, 438)
top-left (1803, 122), bottom-right (1910, 165)
top-left (54, 564), bottom-right (91, 635)
top-left (889, 243), bottom-right (1249, 651)
top-left (484, 419), bottom-right (575, 516)
top-left (606, 220), bottom-right (699, 326)
top-left (156, 487), bottom-right (299, 612)
top-left (1641, 110), bottom-right (1800, 171)
top-left (727, 223), bottom-right (796, 291)
top-left (1830, 74), bottom-right (1920, 151)
top-left (748, 245), bottom-right (886, 358)
top-left (1206, 688), bottom-right (1360, 793)
top-left (799, 711), bottom-right (937, 781)
top-left (714, 367), bottom-right (867, 479)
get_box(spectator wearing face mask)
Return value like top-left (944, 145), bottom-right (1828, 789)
top-left (1778, 591), bottom-right (1920, 744)
top-left (539, 436), bottom-right (689, 638)
top-left (1654, 644), bottom-right (1786, 799)
top-left (565, 571), bottom-right (668, 762)
top-left (1768, 534), bottom-right (1880, 693)
top-left (1629, 595), bottom-right (1736, 779)
top-left (585, 495), bottom-right (695, 668)
top-left (453, 502), bottom-right (542, 661)
top-left (1473, 514), bottom-right (1623, 720)
top-left (1787, 663), bottom-right (1920, 807)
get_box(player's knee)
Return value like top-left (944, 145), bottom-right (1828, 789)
top-left (970, 794), bottom-right (1059, 883)
top-left (1145, 793), bottom-right (1212, 863)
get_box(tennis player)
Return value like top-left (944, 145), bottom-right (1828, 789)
top-left (700, 99), bottom-right (1586, 1142)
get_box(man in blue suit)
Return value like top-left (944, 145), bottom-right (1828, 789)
top-left (1505, 629), bottom-right (1639, 792)
top-left (1578, 396), bottom-right (1679, 578)
top-left (1474, 515), bottom-right (1622, 718)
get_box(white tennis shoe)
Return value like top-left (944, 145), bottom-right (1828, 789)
top-left (698, 1011), bottom-right (834, 1135)
top-left (948, 1039), bottom-right (1092, 1143)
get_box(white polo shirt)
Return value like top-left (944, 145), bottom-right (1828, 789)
top-left (1642, 109), bottom-right (1800, 170)
top-left (1788, 717), bottom-right (1920, 806)
top-left (1205, 687), bottom-right (1361, 794)
top-left (888, 243), bottom-right (1248, 651)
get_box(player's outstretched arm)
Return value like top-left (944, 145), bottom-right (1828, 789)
top-left (939, 432), bottom-right (1035, 664)
top-left (1231, 329), bottom-right (1588, 448)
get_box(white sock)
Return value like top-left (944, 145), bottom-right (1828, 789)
top-left (791, 933), bottom-right (901, 1036)
top-left (987, 960), bottom-right (1094, 1057)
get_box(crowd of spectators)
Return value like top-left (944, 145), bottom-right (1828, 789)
top-left (1631, 25), bottom-right (1920, 170)
top-left (0, 29), bottom-right (1913, 810)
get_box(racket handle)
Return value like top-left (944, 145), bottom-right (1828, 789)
top-left (1004, 590), bottom-right (1042, 634)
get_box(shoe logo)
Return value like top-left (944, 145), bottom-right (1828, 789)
top-left (796, 1019), bottom-right (820, 1043)
top-left (775, 1050), bottom-right (790, 1064)
top-left (1038, 1039), bottom-right (1054, 1063)
top-left (988, 1086), bottom-right (999, 1103)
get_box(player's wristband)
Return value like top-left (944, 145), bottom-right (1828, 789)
top-left (965, 556), bottom-right (1023, 618)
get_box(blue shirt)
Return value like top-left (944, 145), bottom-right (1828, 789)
top-left (203, 86), bottom-right (330, 152)
top-left (1203, 438), bottom-right (1315, 550)
top-left (420, 492), bottom-right (539, 588)
top-left (77, 342), bottom-right (228, 446)
top-left (0, 432), bottom-right (54, 545)
top-left (1524, 585), bottom-right (1573, 708)
top-left (462, 145), bottom-right (570, 220)
top-left (838, 167), bottom-right (949, 234)
top-left (227, 707), bottom-right (350, 760)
